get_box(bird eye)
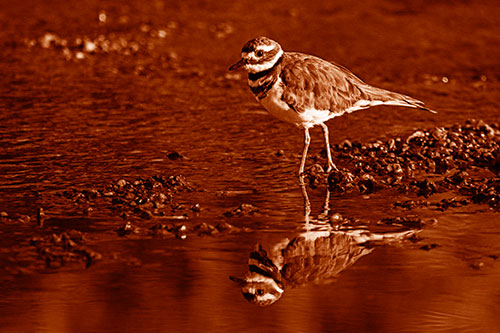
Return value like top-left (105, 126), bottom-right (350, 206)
top-left (256, 289), bottom-right (264, 296)
top-left (256, 50), bottom-right (264, 57)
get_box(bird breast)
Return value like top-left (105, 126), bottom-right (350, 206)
top-left (259, 78), bottom-right (335, 128)
top-left (259, 78), bottom-right (306, 127)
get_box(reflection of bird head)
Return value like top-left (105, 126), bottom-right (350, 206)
top-left (230, 244), bottom-right (285, 306)
top-left (230, 272), bottom-right (284, 306)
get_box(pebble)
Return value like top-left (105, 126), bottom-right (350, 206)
top-left (316, 119), bottom-right (500, 211)
top-left (223, 203), bottom-right (259, 217)
top-left (30, 231), bottom-right (101, 268)
top-left (57, 175), bottom-right (193, 220)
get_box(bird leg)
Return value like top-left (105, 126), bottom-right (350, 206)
top-left (318, 188), bottom-right (331, 221)
top-left (298, 127), bottom-right (311, 185)
top-left (320, 123), bottom-right (338, 172)
top-left (300, 183), bottom-right (311, 224)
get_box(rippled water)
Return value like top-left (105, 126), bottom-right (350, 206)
top-left (1, 0), bottom-right (500, 331)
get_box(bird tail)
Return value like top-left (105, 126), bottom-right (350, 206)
top-left (346, 85), bottom-right (437, 114)
top-left (367, 86), bottom-right (437, 114)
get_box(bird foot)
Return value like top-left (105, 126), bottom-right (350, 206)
top-left (298, 173), bottom-right (306, 186)
top-left (325, 163), bottom-right (339, 173)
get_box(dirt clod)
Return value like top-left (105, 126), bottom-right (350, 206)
top-left (319, 120), bottom-right (500, 211)
top-left (223, 203), bottom-right (259, 217)
top-left (30, 231), bottom-right (101, 268)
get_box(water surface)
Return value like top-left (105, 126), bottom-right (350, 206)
top-left (1, 0), bottom-right (500, 331)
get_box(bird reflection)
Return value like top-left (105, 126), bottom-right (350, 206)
top-left (230, 185), bottom-right (419, 306)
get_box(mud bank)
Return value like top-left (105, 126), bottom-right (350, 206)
top-left (2, 119), bottom-right (497, 279)
top-left (304, 119), bottom-right (500, 212)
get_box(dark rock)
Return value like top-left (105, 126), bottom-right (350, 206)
top-left (437, 198), bottom-right (470, 211)
top-left (115, 221), bottom-right (136, 236)
top-left (17, 215), bottom-right (31, 223)
top-left (167, 151), bottom-right (183, 160)
top-left (55, 174), bottom-right (195, 220)
top-left (411, 179), bottom-right (438, 197)
top-left (172, 224), bottom-right (188, 239)
top-left (446, 171), bottom-right (469, 186)
top-left (215, 222), bottom-right (236, 232)
top-left (191, 203), bottom-right (201, 212)
top-left (305, 164), bottom-right (328, 188)
top-left (341, 139), bottom-right (352, 151)
top-left (358, 174), bottom-right (378, 194)
top-left (327, 169), bottom-right (355, 193)
top-left (149, 224), bottom-right (174, 237)
top-left (394, 200), bottom-right (430, 209)
top-left (30, 231), bottom-right (101, 269)
top-left (194, 223), bottom-right (218, 236)
top-left (224, 203), bottom-right (259, 217)
top-left (380, 217), bottom-right (425, 228)
top-left (420, 244), bottom-right (439, 251)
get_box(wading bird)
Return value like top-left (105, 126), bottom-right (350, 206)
top-left (229, 37), bottom-right (435, 183)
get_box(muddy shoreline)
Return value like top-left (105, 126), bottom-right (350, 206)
top-left (1, 119), bottom-right (498, 280)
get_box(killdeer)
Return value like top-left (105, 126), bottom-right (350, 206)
top-left (229, 36), bottom-right (436, 183)
top-left (230, 227), bottom-right (418, 306)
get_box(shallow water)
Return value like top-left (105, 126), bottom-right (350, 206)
top-left (1, 0), bottom-right (500, 331)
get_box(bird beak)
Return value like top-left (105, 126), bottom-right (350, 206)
top-left (229, 58), bottom-right (246, 71)
top-left (229, 275), bottom-right (247, 287)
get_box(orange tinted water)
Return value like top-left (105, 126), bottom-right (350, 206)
top-left (1, 0), bottom-right (500, 331)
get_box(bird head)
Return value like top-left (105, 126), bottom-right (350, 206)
top-left (229, 36), bottom-right (283, 74)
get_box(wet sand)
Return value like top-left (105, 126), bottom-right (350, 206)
top-left (1, 0), bottom-right (500, 331)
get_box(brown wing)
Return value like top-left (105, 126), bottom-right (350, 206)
top-left (280, 52), bottom-right (369, 114)
top-left (279, 52), bottom-right (435, 114)
top-left (279, 233), bottom-right (373, 287)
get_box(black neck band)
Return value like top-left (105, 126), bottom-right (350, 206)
top-left (248, 54), bottom-right (283, 81)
